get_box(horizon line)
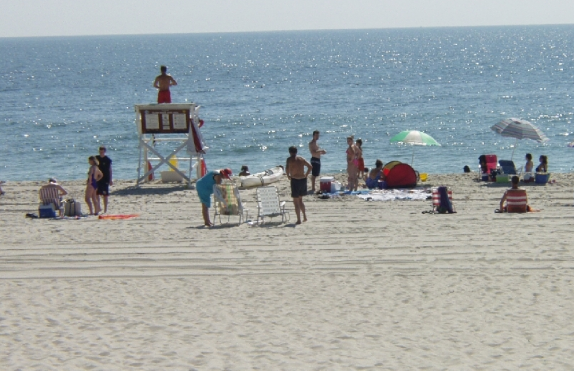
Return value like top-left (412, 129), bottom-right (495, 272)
top-left (1, 22), bottom-right (573, 40)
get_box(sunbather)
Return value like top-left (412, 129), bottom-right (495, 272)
top-left (39, 178), bottom-right (68, 217)
top-left (536, 155), bottom-right (548, 173)
top-left (523, 153), bottom-right (534, 182)
top-left (499, 176), bottom-right (538, 212)
top-left (365, 159), bottom-right (384, 189)
top-left (238, 165), bottom-right (250, 177)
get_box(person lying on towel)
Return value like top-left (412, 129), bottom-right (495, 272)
top-left (499, 176), bottom-right (538, 213)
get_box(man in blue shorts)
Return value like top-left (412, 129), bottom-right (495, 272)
top-left (286, 146), bottom-right (312, 224)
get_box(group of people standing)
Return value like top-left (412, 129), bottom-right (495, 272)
top-left (306, 131), bottom-right (367, 194)
top-left (284, 131), bottom-right (371, 224)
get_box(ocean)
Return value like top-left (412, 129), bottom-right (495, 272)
top-left (1, 25), bottom-right (573, 181)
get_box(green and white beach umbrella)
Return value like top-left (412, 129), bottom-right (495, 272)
top-left (389, 130), bottom-right (441, 146)
top-left (389, 130), bottom-right (441, 165)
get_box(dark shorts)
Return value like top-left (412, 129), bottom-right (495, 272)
top-left (291, 178), bottom-right (307, 198)
top-left (310, 157), bottom-right (321, 177)
top-left (97, 181), bottom-right (109, 196)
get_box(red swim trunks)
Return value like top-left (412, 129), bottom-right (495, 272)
top-left (157, 90), bottom-right (171, 104)
top-left (358, 158), bottom-right (365, 172)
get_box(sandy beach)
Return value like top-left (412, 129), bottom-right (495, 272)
top-left (1, 173), bottom-right (574, 369)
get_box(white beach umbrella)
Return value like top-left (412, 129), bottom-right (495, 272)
top-left (491, 118), bottom-right (548, 160)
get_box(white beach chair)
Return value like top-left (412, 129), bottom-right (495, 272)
top-left (256, 186), bottom-right (289, 223)
top-left (213, 182), bottom-right (248, 225)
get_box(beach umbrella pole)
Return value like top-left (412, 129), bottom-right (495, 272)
top-left (510, 138), bottom-right (517, 161)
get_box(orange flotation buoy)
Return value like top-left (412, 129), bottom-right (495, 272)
top-left (201, 158), bottom-right (207, 177)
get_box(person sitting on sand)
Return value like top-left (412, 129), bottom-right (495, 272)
top-left (39, 178), bottom-right (68, 217)
top-left (499, 176), bottom-right (538, 212)
top-left (238, 165), bottom-right (250, 177)
top-left (196, 168), bottom-right (233, 227)
top-left (535, 155), bottom-right (548, 173)
top-left (523, 153), bottom-right (534, 182)
top-left (365, 159), bottom-right (384, 189)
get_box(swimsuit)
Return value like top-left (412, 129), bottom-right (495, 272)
top-left (89, 169), bottom-right (97, 189)
top-left (310, 157), bottom-right (321, 177)
top-left (290, 178), bottom-right (307, 198)
top-left (157, 90), bottom-right (171, 104)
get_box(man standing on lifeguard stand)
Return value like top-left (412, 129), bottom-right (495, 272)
top-left (153, 65), bottom-right (177, 103)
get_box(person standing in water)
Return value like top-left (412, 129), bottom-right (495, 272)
top-left (286, 146), bottom-right (312, 224)
top-left (308, 130), bottom-right (327, 193)
top-left (153, 65), bottom-right (177, 103)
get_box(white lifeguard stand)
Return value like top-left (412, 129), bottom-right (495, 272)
top-left (135, 103), bottom-right (207, 187)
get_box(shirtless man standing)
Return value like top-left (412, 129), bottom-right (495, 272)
top-left (286, 146), bottom-right (312, 224)
top-left (153, 65), bottom-right (177, 103)
top-left (308, 130), bottom-right (327, 193)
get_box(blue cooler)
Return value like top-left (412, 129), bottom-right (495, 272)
top-left (535, 173), bottom-right (550, 184)
top-left (39, 204), bottom-right (56, 218)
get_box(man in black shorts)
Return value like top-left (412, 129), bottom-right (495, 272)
top-left (96, 146), bottom-right (113, 214)
top-left (308, 130), bottom-right (327, 193)
top-left (285, 146), bottom-right (312, 224)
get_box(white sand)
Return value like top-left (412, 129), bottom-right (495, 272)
top-left (1, 174), bottom-right (574, 369)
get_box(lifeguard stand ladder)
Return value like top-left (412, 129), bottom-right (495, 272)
top-left (135, 103), bottom-right (206, 187)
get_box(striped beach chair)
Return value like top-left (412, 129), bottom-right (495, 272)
top-left (213, 182), bottom-right (247, 225)
top-left (431, 186), bottom-right (455, 213)
top-left (39, 186), bottom-right (64, 216)
top-left (505, 189), bottom-right (528, 213)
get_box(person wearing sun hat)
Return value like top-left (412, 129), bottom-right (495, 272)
top-left (195, 168), bottom-right (233, 227)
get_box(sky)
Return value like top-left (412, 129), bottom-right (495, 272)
top-left (1, 0), bottom-right (574, 38)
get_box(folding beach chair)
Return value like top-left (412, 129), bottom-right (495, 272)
top-left (430, 186), bottom-right (455, 214)
top-left (39, 186), bottom-right (64, 217)
top-left (505, 189), bottom-right (527, 213)
top-left (256, 186), bottom-right (289, 223)
top-left (213, 182), bottom-right (248, 225)
top-left (478, 154), bottom-right (498, 181)
top-left (498, 160), bottom-right (517, 175)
